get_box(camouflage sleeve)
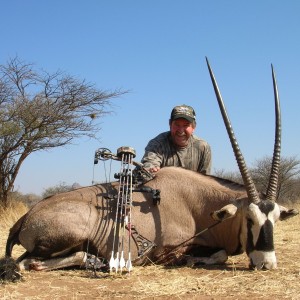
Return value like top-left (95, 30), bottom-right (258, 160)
top-left (198, 142), bottom-right (212, 175)
top-left (141, 139), bottom-right (164, 169)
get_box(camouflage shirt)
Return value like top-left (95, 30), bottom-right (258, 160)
top-left (141, 131), bottom-right (211, 174)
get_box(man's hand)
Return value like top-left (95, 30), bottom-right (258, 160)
top-left (147, 166), bottom-right (161, 173)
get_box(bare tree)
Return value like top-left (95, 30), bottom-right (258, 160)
top-left (214, 156), bottom-right (300, 203)
top-left (251, 155), bottom-right (300, 203)
top-left (42, 182), bottom-right (73, 199)
top-left (0, 57), bottom-right (126, 207)
top-left (213, 168), bottom-right (243, 184)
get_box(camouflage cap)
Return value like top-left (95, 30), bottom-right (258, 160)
top-left (170, 104), bottom-right (196, 123)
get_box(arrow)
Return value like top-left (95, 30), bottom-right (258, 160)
top-left (119, 250), bottom-right (125, 272)
top-left (126, 252), bottom-right (133, 272)
top-left (109, 251), bottom-right (115, 273)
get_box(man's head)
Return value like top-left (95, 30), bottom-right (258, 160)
top-left (169, 104), bottom-right (196, 148)
top-left (170, 104), bottom-right (196, 124)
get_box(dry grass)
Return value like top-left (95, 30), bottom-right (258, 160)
top-left (0, 201), bottom-right (299, 299)
top-left (0, 202), bottom-right (28, 231)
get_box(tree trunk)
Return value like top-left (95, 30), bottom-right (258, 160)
top-left (0, 189), bottom-right (9, 208)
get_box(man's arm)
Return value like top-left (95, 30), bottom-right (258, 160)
top-left (141, 140), bottom-right (163, 173)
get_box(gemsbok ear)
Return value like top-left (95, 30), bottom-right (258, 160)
top-left (210, 203), bottom-right (238, 221)
top-left (278, 205), bottom-right (299, 221)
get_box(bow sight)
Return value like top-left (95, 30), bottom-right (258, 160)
top-left (94, 146), bottom-right (154, 185)
top-left (94, 146), bottom-right (136, 164)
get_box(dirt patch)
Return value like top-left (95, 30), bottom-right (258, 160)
top-left (1, 203), bottom-right (300, 299)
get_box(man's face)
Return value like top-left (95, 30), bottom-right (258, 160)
top-left (170, 118), bottom-right (195, 147)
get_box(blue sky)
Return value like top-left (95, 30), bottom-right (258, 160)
top-left (1, 1), bottom-right (299, 195)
